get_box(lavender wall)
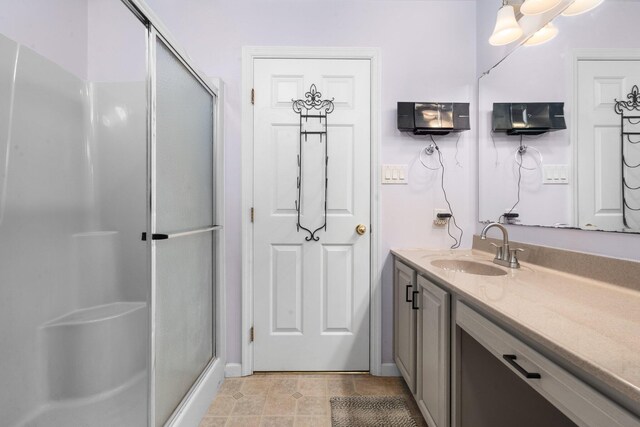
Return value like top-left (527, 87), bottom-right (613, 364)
top-left (144, 0), bottom-right (477, 365)
top-left (0, 0), bottom-right (88, 79)
top-left (476, 0), bottom-right (640, 261)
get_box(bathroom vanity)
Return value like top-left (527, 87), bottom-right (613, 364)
top-left (392, 242), bottom-right (640, 427)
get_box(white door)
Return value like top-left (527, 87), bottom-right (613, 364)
top-left (253, 58), bottom-right (371, 371)
top-left (577, 59), bottom-right (640, 230)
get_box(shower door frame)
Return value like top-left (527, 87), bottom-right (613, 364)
top-left (121, 1), bottom-right (226, 426)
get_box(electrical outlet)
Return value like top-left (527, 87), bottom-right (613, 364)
top-left (433, 209), bottom-right (450, 227)
top-left (503, 209), bottom-right (519, 224)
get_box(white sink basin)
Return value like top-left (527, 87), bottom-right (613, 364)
top-left (430, 259), bottom-right (507, 276)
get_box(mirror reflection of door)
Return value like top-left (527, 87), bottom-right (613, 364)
top-left (576, 59), bottom-right (640, 231)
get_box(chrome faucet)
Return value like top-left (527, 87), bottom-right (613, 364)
top-left (480, 222), bottom-right (523, 269)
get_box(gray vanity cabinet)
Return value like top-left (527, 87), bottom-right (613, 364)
top-left (417, 275), bottom-right (450, 427)
top-left (394, 260), bottom-right (417, 393)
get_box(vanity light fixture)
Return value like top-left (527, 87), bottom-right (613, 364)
top-left (521, 0), bottom-right (563, 16)
top-left (561, 0), bottom-right (604, 16)
top-left (489, 1), bottom-right (524, 46)
top-left (524, 22), bottom-right (559, 46)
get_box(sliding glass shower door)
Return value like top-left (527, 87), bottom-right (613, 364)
top-left (151, 36), bottom-right (218, 426)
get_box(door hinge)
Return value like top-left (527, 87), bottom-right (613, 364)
top-left (250, 207), bottom-right (254, 223)
top-left (250, 326), bottom-right (254, 342)
top-left (251, 88), bottom-right (255, 105)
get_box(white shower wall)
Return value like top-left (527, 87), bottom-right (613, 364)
top-left (91, 81), bottom-right (148, 303)
top-left (0, 1), bottom-right (149, 423)
top-left (0, 33), bottom-right (91, 425)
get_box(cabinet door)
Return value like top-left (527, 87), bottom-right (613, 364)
top-left (394, 260), bottom-right (417, 392)
top-left (417, 275), bottom-right (450, 427)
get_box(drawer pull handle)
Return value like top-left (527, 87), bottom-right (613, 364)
top-left (503, 354), bottom-right (541, 379)
top-left (412, 291), bottom-right (419, 310)
top-left (405, 285), bottom-right (413, 302)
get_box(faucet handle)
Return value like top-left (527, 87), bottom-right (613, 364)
top-left (509, 247), bottom-right (524, 263)
top-left (489, 242), bottom-right (503, 259)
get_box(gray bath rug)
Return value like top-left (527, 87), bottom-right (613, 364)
top-left (330, 396), bottom-right (418, 427)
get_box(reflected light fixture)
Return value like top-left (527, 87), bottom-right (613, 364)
top-left (524, 22), bottom-right (559, 45)
top-left (489, 2), bottom-right (523, 46)
top-left (561, 0), bottom-right (604, 16)
top-left (521, 0), bottom-right (563, 16)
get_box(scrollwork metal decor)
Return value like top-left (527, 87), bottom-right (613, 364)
top-left (293, 84), bottom-right (334, 241)
top-left (615, 85), bottom-right (640, 114)
top-left (614, 85), bottom-right (640, 227)
top-left (293, 84), bottom-right (335, 116)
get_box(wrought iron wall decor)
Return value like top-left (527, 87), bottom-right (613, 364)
top-left (292, 84), bottom-right (334, 241)
top-left (615, 85), bottom-right (640, 227)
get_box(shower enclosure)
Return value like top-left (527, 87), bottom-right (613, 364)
top-left (0, 1), bottom-right (224, 426)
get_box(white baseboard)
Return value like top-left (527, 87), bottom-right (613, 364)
top-left (379, 362), bottom-right (401, 377)
top-left (225, 363), bottom-right (243, 377)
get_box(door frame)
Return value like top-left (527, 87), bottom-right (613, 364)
top-left (240, 46), bottom-right (382, 376)
top-left (571, 48), bottom-right (640, 226)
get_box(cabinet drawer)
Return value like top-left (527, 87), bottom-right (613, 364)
top-left (456, 301), bottom-right (639, 427)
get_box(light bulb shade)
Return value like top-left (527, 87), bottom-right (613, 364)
top-left (561, 0), bottom-right (604, 16)
top-left (521, 0), bottom-right (563, 15)
top-left (524, 22), bottom-right (559, 46)
top-left (489, 5), bottom-right (524, 46)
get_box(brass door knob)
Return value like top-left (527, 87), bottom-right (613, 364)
top-left (356, 224), bottom-right (367, 235)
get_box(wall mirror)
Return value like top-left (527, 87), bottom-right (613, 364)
top-left (478, 0), bottom-right (640, 233)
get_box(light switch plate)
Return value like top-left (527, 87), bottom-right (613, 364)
top-left (381, 165), bottom-right (408, 184)
top-left (542, 164), bottom-right (570, 184)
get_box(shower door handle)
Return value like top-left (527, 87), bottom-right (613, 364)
top-left (141, 225), bottom-right (222, 241)
top-left (141, 233), bottom-right (169, 241)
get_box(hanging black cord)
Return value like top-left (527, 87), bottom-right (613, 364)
top-left (500, 135), bottom-right (524, 223)
top-left (431, 135), bottom-right (463, 249)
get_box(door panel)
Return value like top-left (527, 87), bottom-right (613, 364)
top-left (327, 126), bottom-right (355, 214)
top-left (153, 38), bottom-right (216, 426)
top-left (271, 244), bottom-right (303, 334)
top-left (253, 58), bottom-right (371, 371)
top-left (322, 245), bottom-right (354, 333)
top-left (154, 233), bottom-right (213, 425)
top-left (155, 40), bottom-right (214, 232)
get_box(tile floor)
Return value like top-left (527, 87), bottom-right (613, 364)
top-left (199, 373), bottom-right (428, 427)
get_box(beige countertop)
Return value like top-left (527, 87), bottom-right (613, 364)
top-left (391, 248), bottom-right (640, 412)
